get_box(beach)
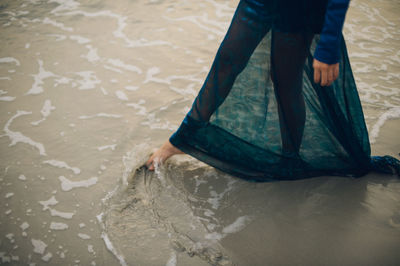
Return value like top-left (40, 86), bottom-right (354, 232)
top-left (0, 0), bottom-right (399, 265)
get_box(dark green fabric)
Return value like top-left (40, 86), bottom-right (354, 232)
top-left (169, 0), bottom-right (399, 181)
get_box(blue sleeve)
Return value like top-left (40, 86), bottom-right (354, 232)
top-left (313, 0), bottom-right (350, 64)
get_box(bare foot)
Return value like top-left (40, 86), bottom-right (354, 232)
top-left (146, 140), bottom-right (184, 170)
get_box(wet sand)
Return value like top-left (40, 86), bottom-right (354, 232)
top-left (0, 0), bottom-right (399, 265)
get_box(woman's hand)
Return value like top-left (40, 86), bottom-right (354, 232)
top-left (145, 140), bottom-right (184, 170)
top-left (313, 59), bottom-right (339, 86)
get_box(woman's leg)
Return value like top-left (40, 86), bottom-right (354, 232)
top-left (271, 31), bottom-right (314, 157)
top-left (146, 0), bottom-right (272, 169)
top-left (188, 0), bottom-right (271, 122)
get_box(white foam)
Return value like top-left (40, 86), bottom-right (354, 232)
top-left (69, 35), bottom-right (90, 44)
top-left (115, 90), bottom-right (128, 101)
top-left (79, 113), bottom-right (122, 119)
top-left (195, 58), bottom-right (205, 63)
top-left (103, 64), bottom-right (123, 73)
top-left (205, 216), bottom-right (252, 241)
top-left (78, 233), bottom-right (91, 240)
top-left (0, 252), bottom-right (11, 263)
top-left (58, 176), bottom-right (98, 191)
top-left (31, 100), bottom-right (56, 126)
top-left (141, 113), bottom-right (177, 131)
top-left (101, 232), bottom-right (128, 266)
top-left (100, 87), bottom-right (108, 95)
top-left (49, 209), bottom-right (74, 219)
top-left (125, 86), bottom-right (139, 91)
top-left (41, 252), bottom-right (52, 262)
top-left (5, 192), bottom-right (14, 198)
top-left (207, 223), bottom-right (216, 230)
top-left (60, 10), bottom-right (169, 48)
top-left (20, 222), bottom-right (30, 231)
top-left (1, 110), bottom-right (46, 156)
top-left (204, 209), bottom-right (214, 217)
top-left (75, 71), bottom-right (101, 90)
top-left (54, 76), bottom-right (72, 87)
top-left (143, 67), bottom-right (162, 83)
top-left (106, 58), bottom-right (142, 74)
top-left (165, 252), bottom-right (177, 266)
top-left (207, 178), bottom-right (237, 209)
top-left (38, 196), bottom-right (74, 219)
top-left (43, 159), bottom-right (81, 174)
top-left (31, 239), bottom-right (47, 255)
top-left (170, 83), bottom-right (197, 96)
top-left (26, 60), bottom-right (56, 95)
top-left (0, 96), bottom-right (16, 101)
top-left (3, 21), bottom-right (11, 27)
top-left (50, 222), bottom-right (69, 230)
top-left (49, 0), bottom-right (80, 14)
top-left (0, 57), bottom-right (20, 66)
top-left (163, 13), bottom-right (226, 36)
top-left (204, 0), bottom-right (234, 18)
top-left (204, 231), bottom-right (223, 241)
top-left (88, 244), bottom-right (95, 254)
top-left (143, 67), bottom-right (202, 87)
top-left (39, 196), bottom-right (59, 210)
top-left (40, 100), bottom-right (56, 117)
top-left (222, 216), bottom-right (251, 234)
top-left (126, 100), bottom-right (147, 116)
top-left (370, 107), bottom-right (400, 143)
top-left (97, 144), bottom-right (117, 151)
top-left (5, 233), bottom-right (14, 242)
top-left (82, 45), bottom-right (100, 62)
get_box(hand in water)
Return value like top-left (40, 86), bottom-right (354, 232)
top-left (145, 140), bottom-right (184, 170)
top-left (313, 58), bottom-right (339, 86)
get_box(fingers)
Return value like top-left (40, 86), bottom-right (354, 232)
top-left (326, 63), bottom-right (339, 86)
top-left (148, 158), bottom-right (159, 171)
top-left (146, 156), bottom-right (161, 171)
top-left (146, 148), bottom-right (160, 171)
top-left (145, 154), bottom-right (155, 170)
top-left (313, 64), bottom-right (321, 85)
top-left (321, 67), bottom-right (328, 86)
top-left (313, 59), bottom-right (340, 87)
top-left (333, 63), bottom-right (339, 81)
top-left (328, 67), bottom-right (334, 85)
top-left (146, 151), bottom-right (164, 171)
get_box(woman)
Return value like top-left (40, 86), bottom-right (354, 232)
top-left (146, 0), bottom-right (399, 180)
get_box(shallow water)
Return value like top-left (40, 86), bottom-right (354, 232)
top-left (0, 0), bottom-right (399, 265)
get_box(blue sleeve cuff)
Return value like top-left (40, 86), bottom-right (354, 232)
top-left (314, 36), bottom-right (342, 64)
top-left (313, 0), bottom-right (350, 64)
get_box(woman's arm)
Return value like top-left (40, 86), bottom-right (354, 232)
top-left (313, 0), bottom-right (350, 86)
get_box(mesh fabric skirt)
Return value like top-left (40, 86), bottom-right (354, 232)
top-left (169, 0), bottom-right (400, 181)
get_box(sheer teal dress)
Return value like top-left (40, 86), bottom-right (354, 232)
top-left (169, 0), bottom-right (400, 181)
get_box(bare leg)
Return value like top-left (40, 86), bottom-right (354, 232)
top-left (188, 1), bottom-right (270, 122)
top-left (146, 1), bottom-right (271, 170)
top-left (271, 31), bottom-right (313, 157)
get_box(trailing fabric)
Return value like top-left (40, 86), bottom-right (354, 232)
top-left (169, 0), bottom-right (400, 181)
